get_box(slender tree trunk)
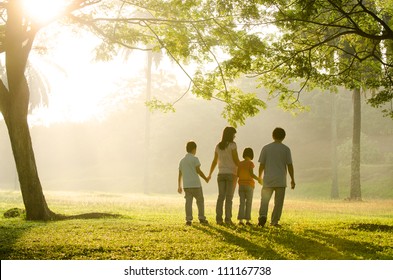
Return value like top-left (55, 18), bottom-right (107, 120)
top-left (350, 88), bottom-right (362, 200)
top-left (143, 50), bottom-right (152, 194)
top-left (0, 0), bottom-right (55, 220)
top-left (330, 92), bottom-right (339, 199)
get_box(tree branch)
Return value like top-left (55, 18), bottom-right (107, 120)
top-left (356, 0), bottom-right (393, 38)
top-left (190, 22), bottom-right (229, 97)
top-left (142, 21), bottom-right (200, 95)
top-left (69, 14), bottom-right (155, 51)
top-left (85, 16), bottom-right (222, 25)
top-left (326, 0), bottom-right (392, 40)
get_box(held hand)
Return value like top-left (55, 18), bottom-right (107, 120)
top-left (258, 177), bottom-right (263, 185)
top-left (205, 177), bottom-right (210, 183)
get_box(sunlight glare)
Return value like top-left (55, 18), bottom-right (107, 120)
top-left (22, 0), bottom-right (68, 24)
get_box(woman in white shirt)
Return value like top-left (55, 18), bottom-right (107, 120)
top-left (208, 127), bottom-right (240, 225)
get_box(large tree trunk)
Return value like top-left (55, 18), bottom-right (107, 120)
top-left (350, 88), bottom-right (362, 200)
top-left (4, 103), bottom-right (55, 220)
top-left (0, 0), bottom-right (55, 220)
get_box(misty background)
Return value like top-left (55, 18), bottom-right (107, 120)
top-left (0, 43), bottom-right (392, 200)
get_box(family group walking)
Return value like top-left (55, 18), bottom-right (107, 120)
top-left (178, 126), bottom-right (296, 227)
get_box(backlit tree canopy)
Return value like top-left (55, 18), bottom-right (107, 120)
top-left (220, 0), bottom-right (393, 116)
top-left (1, 1), bottom-right (392, 125)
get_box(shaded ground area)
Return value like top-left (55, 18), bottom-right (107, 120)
top-left (3, 207), bottom-right (121, 220)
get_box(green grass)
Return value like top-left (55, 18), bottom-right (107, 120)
top-left (0, 190), bottom-right (392, 260)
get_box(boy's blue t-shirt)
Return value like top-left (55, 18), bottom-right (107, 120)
top-left (179, 153), bottom-right (202, 188)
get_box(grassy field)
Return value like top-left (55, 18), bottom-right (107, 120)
top-left (0, 190), bottom-right (392, 260)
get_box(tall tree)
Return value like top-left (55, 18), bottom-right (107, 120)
top-left (350, 88), bottom-right (362, 200)
top-left (0, 0), bottom-right (265, 220)
top-left (0, 0), bottom-right (54, 220)
top-left (144, 48), bottom-right (153, 194)
top-left (330, 91), bottom-right (339, 199)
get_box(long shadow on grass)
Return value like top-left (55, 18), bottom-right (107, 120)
top-left (194, 225), bottom-right (286, 259)
top-left (349, 223), bottom-right (393, 232)
top-left (3, 206), bottom-right (122, 220)
top-left (56, 212), bottom-right (122, 220)
top-left (270, 225), bottom-right (393, 259)
top-left (269, 228), bottom-right (355, 259)
top-left (195, 224), bottom-right (375, 259)
top-left (302, 229), bottom-right (393, 259)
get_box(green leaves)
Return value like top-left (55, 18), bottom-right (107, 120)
top-left (221, 89), bottom-right (267, 127)
top-left (241, 0), bottom-right (393, 118)
top-left (145, 98), bottom-right (176, 113)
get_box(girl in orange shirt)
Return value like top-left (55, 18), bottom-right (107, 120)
top-left (237, 148), bottom-right (262, 225)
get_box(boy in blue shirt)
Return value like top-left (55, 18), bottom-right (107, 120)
top-left (178, 141), bottom-right (209, 226)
